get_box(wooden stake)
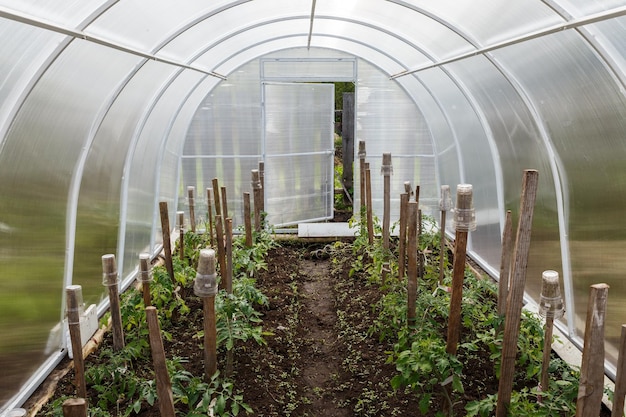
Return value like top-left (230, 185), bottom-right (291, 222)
top-left (214, 215), bottom-right (227, 287)
top-left (243, 192), bottom-right (253, 247)
top-left (576, 283), bottom-right (609, 417)
top-left (212, 178), bottom-right (223, 235)
top-left (407, 201), bottom-right (418, 325)
top-left (145, 307), bottom-right (176, 417)
top-left (158, 201), bottom-right (174, 281)
top-left (102, 254), bottom-right (125, 351)
top-left (398, 193), bottom-right (409, 280)
top-left (382, 153), bottom-right (392, 250)
top-left (177, 211), bottom-right (184, 261)
top-left (187, 186), bottom-right (196, 233)
top-left (225, 218), bottom-right (233, 294)
top-left (358, 141), bottom-right (366, 213)
top-left (496, 170), bottom-right (539, 417)
top-left (445, 184), bottom-right (475, 356)
top-left (439, 184), bottom-right (452, 285)
top-left (365, 163), bottom-right (374, 245)
top-left (252, 169), bottom-right (262, 232)
top-left (66, 286), bottom-right (86, 399)
top-left (612, 324), bottom-right (626, 417)
top-left (62, 398), bottom-right (87, 417)
top-left (221, 186), bottom-right (228, 220)
top-left (139, 253), bottom-right (152, 307)
top-left (498, 210), bottom-right (513, 316)
top-left (206, 188), bottom-right (214, 247)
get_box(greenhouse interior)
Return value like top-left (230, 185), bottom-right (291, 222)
top-left (2, 0), bottom-right (626, 415)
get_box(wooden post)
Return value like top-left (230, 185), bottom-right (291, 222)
top-left (252, 169), bottom-right (262, 232)
top-left (342, 93), bottom-right (355, 206)
top-left (358, 141), bottom-right (366, 213)
top-left (221, 186), bottom-right (228, 220)
top-left (439, 185), bottom-right (452, 285)
top-left (407, 201), bottom-right (418, 325)
top-left (194, 249), bottom-right (218, 379)
top-left (187, 186), bottom-right (196, 233)
top-left (498, 210), bottom-right (513, 316)
top-left (212, 178), bottom-right (222, 235)
top-left (214, 215), bottom-right (227, 286)
top-left (243, 192), bottom-right (253, 247)
top-left (365, 163), bottom-right (374, 245)
top-left (139, 253), bottom-right (152, 307)
top-left (66, 285), bottom-right (86, 399)
top-left (446, 184), bottom-right (475, 356)
top-left (538, 270), bottom-right (564, 392)
top-left (62, 398), bottom-right (87, 417)
top-left (612, 325), bottom-right (626, 417)
top-left (496, 169), bottom-right (539, 417)
top-left (398, 193), bottom-right (409, 280)
top-left (225, 218), bottom-right (233, 294)
top-left (102, 254), bottom-right (125, 351)
top-left (177, 211), bottom-right (184, 261)
top-left (159, 201), bottom-right (174, 281)
top-left (258, 161), bottom-right (265, 212)
top-left (381, 153), bottom-right (392, 250)
top-left (206, 188), bottom-right (214, 247)
top-left (145, 307), bottom-right (176, 417)
top-left (576, 283), bottom-right (609, 417)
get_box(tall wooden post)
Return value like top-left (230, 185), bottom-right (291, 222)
top-left (225, 218), bottom-right (233, 294)
top-left (252, 169), bottom-right (262, 232)
top-left (139, 253), bottom-right (152, 307)
top-left (439, 185), bottom-right (452, 285)
top-left (221, 186), bottom-right (228, 220)
top-left (398, 192), bottom-right (409, 280)
top-left (158, 201), bottom-right (174, 281)
top-left (212, 178), bottom-right (222, 234)
top-left (102, 254), bottom-right (125, 351)
top-left (407, 201), bottom-right (418, 325)
top-left (206, 188), bottom-right (214, 247)
top-left (365, 163), bottom-right (374, 245)
top-left (496, 170), bottom-right (539, 417)
top-left (243, 192), bottom-right (253, 247)
top-left (187, 186), bottom-right (196, 233)
top-left (145, 307), bottom-right (176, 417)
top-left (576, 283), bottom-right (609, 417)
top-left (214, 215), bottom-right (227, 285)
top-left (66, 285), bottom-right (86, 399)
top-left (358, 141), bottom-right (366, 213)
top-left (498, 210), bottom-right (513, 316)
top-left (445, 184), bottom-right (475, 355)
top-left (612, 325), bottom-right (626, 417)
top-left (381, 153), bottom-right (392, 250)
top-left (177, 211), bottom-right (184, 261)
top-left (341, 93), bottom-right (355, 205)
top-left (194, 249), bottom-right (218, 379)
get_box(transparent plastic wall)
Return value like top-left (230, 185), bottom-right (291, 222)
top-left (493, 29), bottom-right (626, 364)
top-left (355, 60), bottom-right (436, 224)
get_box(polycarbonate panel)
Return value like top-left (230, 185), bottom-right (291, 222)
top-left (354, 60), bottom-right (436, 223)
top-left (0, 0), bottom-right (107, 28)
top-left (263, 59), bottom-right (355, 81)
top-left (182, 60), bottom-right (262, 229)
top-left (264, 82), bottom-right (334, 226)
top-left (416, 67), bottom-right (499, 261)
top-left (0, 39), bottom-right (139, 407)
top-left (85, 0), bottom-right (237, 52)
top-left (125, 71), bottom-right (206, 278)
top-left (555, 0), bottom-right (626, 15)
top-left (447, 55), bottom-right (561, 292)
top-left (494, 30), bottom-right (626, 364)
top-left (315, 0), bottom-right (474, 60)
top-left (590, 17), bottom-right (626, 73)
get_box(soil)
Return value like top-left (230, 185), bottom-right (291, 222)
top-left (26, 239), bottom-right (612, 417)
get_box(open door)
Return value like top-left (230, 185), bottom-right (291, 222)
top-left (263, 82), bottom-right (335, 226)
